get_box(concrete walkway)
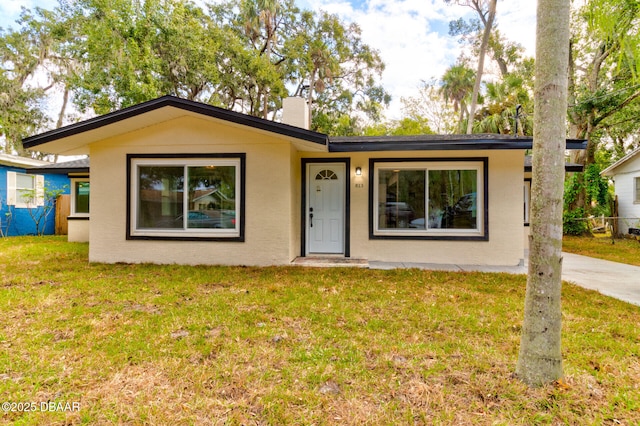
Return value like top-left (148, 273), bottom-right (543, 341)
top-left (369, 253), bottom-right (640, 307)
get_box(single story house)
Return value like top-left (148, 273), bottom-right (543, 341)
top-left (22, 96), bottom-right (586, 266)
top-left (601, 147), bottom-right (640, 235)
top-left (0, 153), bottom-right (70, 236)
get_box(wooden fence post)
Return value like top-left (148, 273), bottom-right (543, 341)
top-left (56, 194), bottom-right (70, 235)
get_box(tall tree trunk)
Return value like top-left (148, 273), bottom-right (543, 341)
top-left (52, 85), bottom-right (70, 163)
top-left (307, 68), bottom-right (317, 128)
top-left (458, 102), bottom-right (468, 134)
top-left (516, 0), bottom-right (570, 387)
top-left (466, 0), bottom-right (496, 134)
top-left (262, 36), bottom-right (272, 119)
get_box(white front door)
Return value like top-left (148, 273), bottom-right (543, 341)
top-left (307, 163), bottom-right (345, 254)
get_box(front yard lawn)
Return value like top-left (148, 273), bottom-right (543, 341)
top-left (563, 234), bottom-right (640, 266)
top-left (1, 237), bottom-right (639, 424)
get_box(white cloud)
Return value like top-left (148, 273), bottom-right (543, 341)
top-left (302, 0), bottom-right (537, 120)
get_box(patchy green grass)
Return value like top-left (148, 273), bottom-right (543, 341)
top-left (1, 236), bottom-right (639, 425)
top-left (563, 234), bottom-right (640, 266)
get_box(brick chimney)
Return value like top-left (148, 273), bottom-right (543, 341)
top-left (281, 97), bottom-right (310, 130)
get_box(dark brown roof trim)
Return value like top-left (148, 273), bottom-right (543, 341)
top-left (524, 155), bottom-right (583, 172)
top-left (23, 96), bottom-right (329, 148)
top-left (329, 134), bottom-right (587, 152)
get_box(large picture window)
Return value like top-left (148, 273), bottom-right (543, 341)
top-left (128, 155), bottom-right (244, 240)
top-left (371, 159), bottom-right (487, 240)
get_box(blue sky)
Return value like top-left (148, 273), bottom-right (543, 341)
top-left (0, 0), bottom-right (537, 120)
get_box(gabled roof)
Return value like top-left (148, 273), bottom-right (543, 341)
top-left (601, 147), bottom-right (640, 176)
top-left (27, 157), bottom-right (90, 175)
top-left (193, 189), bottom-right (230, 202)
top-left (23, 95), bottom-right (587, 155)
top-left (329, 134), bottom-right (586, 151)
top-left (22, 96), bottom-right (329, 155)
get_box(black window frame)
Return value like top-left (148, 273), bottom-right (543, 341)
top-left (369, 157), bottom-right (489, 241)
top-left (126, 153), bottom-right (246, 242)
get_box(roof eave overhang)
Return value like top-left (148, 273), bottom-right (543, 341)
top-left (22, 96), bottom-right (328, 153)
top-left (525, 165), bottom-right (583, 173)
top-left (329, 139), bottom-right (587, 152)
top-left (601, 147), bottom-right (640, 176)
top-left (26, 166), bottom-right (90, 175)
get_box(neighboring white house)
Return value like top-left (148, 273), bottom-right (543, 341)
top-left (602, 147), bottom-right (640, 235)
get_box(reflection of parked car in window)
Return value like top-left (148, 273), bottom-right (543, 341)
top-left (442, 193), bottom-right (477, 229)
top-left (385, 202), bottom-right (415, 228)
top-left (409, 217), bottom-right (425, 229)
top-left (181, 211), bottom-right (223, 228)
top-left (178, 210), bottom-right (236, 229)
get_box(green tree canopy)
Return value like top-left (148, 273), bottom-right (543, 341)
top-left (0, 0), bottom-right (389, 154)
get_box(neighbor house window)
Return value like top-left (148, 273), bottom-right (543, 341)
top-left (635, 177), bottom-right (640, 203)
top-left (128, 155), bottom-right (244, 240)
top-left (70, 179), bottom-right (90, 216)
top-left (371, 159), bottom-right (487, 240)
top-left (6, 171), bottom-right (44, 208)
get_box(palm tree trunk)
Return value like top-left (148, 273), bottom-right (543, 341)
top-left (466, 0), bottom-right (496, 134)
top-left (516, 0), bottom-right (570, 387)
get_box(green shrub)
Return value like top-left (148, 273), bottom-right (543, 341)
top-left (563, 208), bottom-right (589, 235)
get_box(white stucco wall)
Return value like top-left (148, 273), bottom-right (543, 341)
top-left (289, 145), bottom-right (302, 261)
top-left (88, 115), bottom-right (296, 266)
top-left (67, 219), bottom-right (89, 242)
top-left (82, 112), bottom-right (526, 266)
top-left (301, 150), bottom-right (525, 266)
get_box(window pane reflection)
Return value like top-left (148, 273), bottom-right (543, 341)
top-left (137, 166), bottom-right (184, 229)
top-left (187, 166), bottom-right (236, 229)
top-left (428, 170), bottom-right (477, 229)
top-left (378, 170), bottom-right (425, 229)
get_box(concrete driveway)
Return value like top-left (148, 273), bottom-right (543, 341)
top-left (369, 252), bottom-right (640, 307)
top-left (560, 252), bottom-right (640, 307)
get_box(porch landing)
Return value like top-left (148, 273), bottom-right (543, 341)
top-left (292, 257), bottom-right (369, 268)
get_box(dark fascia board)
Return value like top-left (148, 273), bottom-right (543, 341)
top-left (329, 134), bottom-right (587, 152)
top-left (22, 95), bottom-right (329, 149)
top-left (524, 164), bottom-right (584, 172)
top-left (27, 166), bottom-right (90, 175)
top-left (26, 158), bottom-right (90, 175)
top-left (524, 155), bottom-right (583, 172)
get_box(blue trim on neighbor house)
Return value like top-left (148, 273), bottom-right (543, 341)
top-left (0, 165), bottom-right (70, 236)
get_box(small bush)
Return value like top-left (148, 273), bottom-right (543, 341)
top-left (563, 208), bottom-right (589, 235)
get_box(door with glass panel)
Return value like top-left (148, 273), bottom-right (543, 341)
top-left (306, 163), bottom-right (345, 254)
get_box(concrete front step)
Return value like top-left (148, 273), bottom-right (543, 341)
top-left (292, 257), bottom-right (369, 268)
